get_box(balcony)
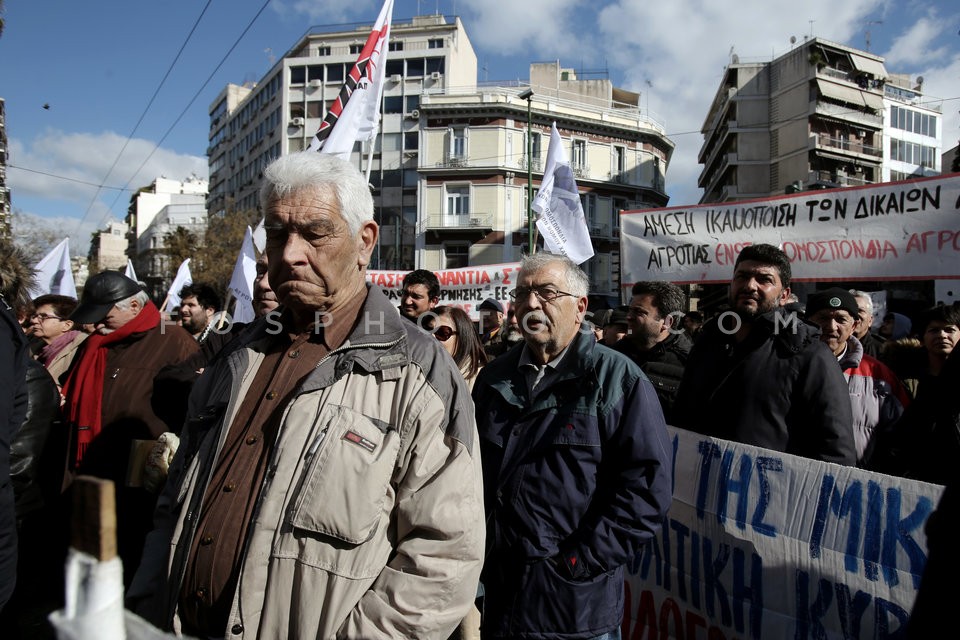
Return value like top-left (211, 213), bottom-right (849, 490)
top-left (425, 213), bottom-right (494, 231)
top-left (811, 133), bottom-right (882, 159)
top-left (572, 164), bottom-right (590, 179)
top-left (435, 154), bottom-right (468, 169)
top-left (518, 157), bottom-right (543, 172)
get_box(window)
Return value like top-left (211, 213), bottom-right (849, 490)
top-left (444, 244), bottom-right (469, 269)
top-left (350, 44), bottom-right (363, 54)
top-left (317, 46), bottom-right (331, 56)
top-left (388, 41), bottom-right (404, 51)
top-left (446, 185), bottom-right (470, 216)
top-left (891, 105), bottom-right (938, 137)
top-left (407, 59), bottom-right (425, 76)
top-left (306, 101), bottom-right (323, 118)
top-left (426, 57), bottom-right (445, 74)
top-left (449, 128), bottom-right (466, 159)
top-left (326, 64), bottom-right (344, 83)
top-left (580, 193), bottom-right (597, 224)
top-left (613, 146), bottom-right (626, 175)
top-left (385, 59), bottom-right (404, 77)
top-left (428, 38), bottom-right (444, 49)
top-left (381, 133), bottom-right (402, 152)
top-left (404, 131), bottom-right (419, 150)
top-left (383, 96), bottom-right (403, 114)
top-left (307, 65), bottom-right (323, 82)
top-left (572, 139), bottom-right (586, 167)
top-left (290, 67), bottom-right (306, 84)
top-left (405, 95), bottom-right (420, 112)
top-left (289, 103), bottom-right (305, 118)
top-left (526, 131), bottom-right (542, 160)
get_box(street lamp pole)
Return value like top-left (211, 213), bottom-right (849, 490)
top-left (518, 88), bottom-right (535, 255)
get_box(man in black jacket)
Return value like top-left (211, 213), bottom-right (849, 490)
top-left (614, 281), bottom-right (691, 423)
top-left (674, 244), bottom-right (856, 465)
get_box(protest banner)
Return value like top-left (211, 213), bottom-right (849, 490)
top-left (620, 173), bottom-right (960, 295)
top-left (623, 427), bottom-right (944, 640)
top-left (368, 262), bottom-right (520, 320)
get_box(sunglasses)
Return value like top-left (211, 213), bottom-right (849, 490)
top-left (433, 326), bottom-right (457, 342)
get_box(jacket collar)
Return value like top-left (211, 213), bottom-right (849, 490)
top-left (485, 324), bottom-right (597, 407)
top-left (837, 335), bottom-right (864, 370)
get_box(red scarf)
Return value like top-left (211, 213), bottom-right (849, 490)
top-left (62, 301), bottom-right (161, 467)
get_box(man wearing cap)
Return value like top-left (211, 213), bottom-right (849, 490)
top-left (478, 297), bottom-right (508, 357)
top-left (614, 282), bottom-right (691, 422)
top-left (805, 287), bottom-right (910, 466)
top-left (598, 306), bottom-right (629, 346)
top-left (61, 270), bottom-right (198, 584)
top-left (674, 244), bottom-right (856, 465)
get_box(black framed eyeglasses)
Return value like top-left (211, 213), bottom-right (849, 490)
top-left (433, 326), bottom-right (457, 342)
top-left (30, 313), bottom-right (63, 322)
top-left (509, 286), bottom-right (576, 303)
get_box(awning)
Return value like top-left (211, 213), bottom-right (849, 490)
top-left (861, 90), bottom-right (884, 112)
top-left (817, 80), bottom-right (866, 108)
top-left (850, 53), bottom-right (887, 79)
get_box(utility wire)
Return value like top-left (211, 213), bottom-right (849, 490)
top-left (97, 0), bottom-right (273, 229)
top-left (72, 0), bottom-right (216, 239)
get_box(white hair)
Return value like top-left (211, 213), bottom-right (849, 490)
top-left (519, 252), bottom-right (590, 297)
top-left (259, 152), bottom-right (373, 234)
top-left (115, 290), bottom-right (150, 310)
top-left (849, 290), bottom-right (874, 315)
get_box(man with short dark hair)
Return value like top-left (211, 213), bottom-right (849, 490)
top-left (473, 252), bottom-right (672, 640)
top-left (806, 287), bottom-right (909, 465)
top-left (177, 283), bottom-right (221, 342)
top-left (674, 244), bottom-right (856, 465)
top-left (129, 152), bottom-right (484, 640)
top-left (478, 297), bottom-right (509, 357)
top-left (400, 268), bottom-right (440, 323)
top-left (614, 281), bottom-right (691, 422)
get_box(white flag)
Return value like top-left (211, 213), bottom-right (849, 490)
top-left (308, 0), bottom-right (393, 159)
top-left (165, 258), bottom-right (192, 313)
top-left (532, 123), bottom-right (595, 265)
top-left (228, 227), bottom-right (258, 324)
top-left (28, 238), bottom-right (77, 299)
top-left (124, 259), bottom-right (138, 282)
top-left (252, 217), bottom-right (266, 254)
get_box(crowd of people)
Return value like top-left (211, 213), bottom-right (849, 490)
top-left (0, 151), bottom-right (955, 639)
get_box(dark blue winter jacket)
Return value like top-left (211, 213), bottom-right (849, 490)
top-left (472, 328), bottom-right (672, 639)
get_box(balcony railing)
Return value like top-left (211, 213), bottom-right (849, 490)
top-left (425, 213), bottom-right (493, 230)
top-left (518, 157), bottom-right (543, 172)
top-left (812, 133), bottom-right (882, 158)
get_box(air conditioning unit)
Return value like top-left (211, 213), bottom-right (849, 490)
top-left (291, 117), bottom-right (305, 126)
top-left (308, 79), bottom-right (323, 88)
top-left (408, 109), bottom-right (420, 119)
top-left (390, 74), bottom-right (402, 83)
top-left (430, 71), bottom-right (441, 80)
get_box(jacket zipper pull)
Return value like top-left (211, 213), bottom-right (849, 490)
top-left (306, 427), bottom-right (329, 460)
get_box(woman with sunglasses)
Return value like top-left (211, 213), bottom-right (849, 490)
top-left (30, 294), bottom-right (87, 391)
top-left (425, 307), bottom-right (488, 638)
top-left (428, 306), bottom-right (488, 392)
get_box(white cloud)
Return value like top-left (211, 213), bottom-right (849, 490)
top-left (587, 0), bottom-right (889, 205)
top-left (7, 129), bottom-right (208, 228)
top-left (458, 0), bottom-right (586, 59)
top-left (881, 8), bottom-right (951, 66)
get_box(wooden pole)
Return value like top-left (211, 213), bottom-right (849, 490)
top-left (70, 476), bottom-right (116, 561)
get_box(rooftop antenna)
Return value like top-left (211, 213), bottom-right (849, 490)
top-left (809, 20), bottom-right (816, 37)
top-left (865, 20), bottom-right (883, 52)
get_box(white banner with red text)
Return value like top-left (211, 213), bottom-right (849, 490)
top-left (620, 174), bottom-right (960, 295)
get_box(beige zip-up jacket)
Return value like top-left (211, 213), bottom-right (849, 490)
top-left (128, 286), bottom-right (485, 639)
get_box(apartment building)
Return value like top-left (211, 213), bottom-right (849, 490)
top-left (416, 62), bottom-right (672, 298)
top-left (698, 37), bottom-right (941, 202)
top-left (87, 219), bottom-right (129, 273)
top-left (123, 176), bottom-right (208, 299)
top-left (206, 13), bottom-right (478, 260)
top-left (207, 15), bottom-right (674, 295)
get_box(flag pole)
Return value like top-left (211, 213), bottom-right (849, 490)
top-left (218, 290), bottom-right (234, 330)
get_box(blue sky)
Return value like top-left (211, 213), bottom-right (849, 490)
top-left (1, 0), bottom-right (958, 254)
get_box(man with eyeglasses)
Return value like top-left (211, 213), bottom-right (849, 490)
top-left (472, 252), bottom-right (672, 640)
top-left (613, 281), bottom-right (692, 423)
